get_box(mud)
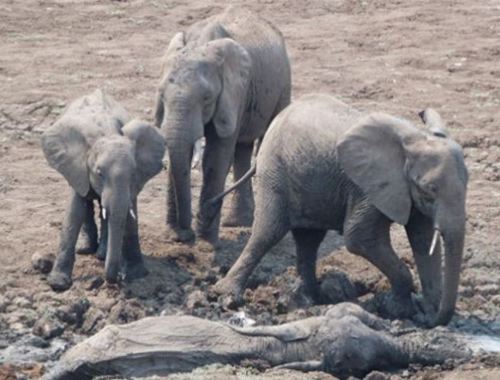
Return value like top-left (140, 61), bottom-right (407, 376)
top-left (0, 0), bottom-right (499, 379)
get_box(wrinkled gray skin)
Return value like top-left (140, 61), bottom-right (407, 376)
top-left (41, 90), bottom-right (166, 290)
top-left (44, 303), bottom-right (467, 380)
top-left (214, 93), bottom-right (468, 326)
top-left (155, 6), bottom-right (291, 245)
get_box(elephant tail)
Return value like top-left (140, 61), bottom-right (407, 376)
top-left (206, 163), bottom-right (257, 206)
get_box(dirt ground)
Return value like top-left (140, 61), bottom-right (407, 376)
top-left (1, 0), bottom-right (499, 379)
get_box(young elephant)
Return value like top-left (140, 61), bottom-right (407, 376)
top-left (42, 90), bottom-right (166, 290)
top-left (155, 5), bottom-right (291, 245)
top-left (214, 93), bottom-right (468, 326)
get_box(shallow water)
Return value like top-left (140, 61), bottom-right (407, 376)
top-left (462, 334), bottom-right (500, 353)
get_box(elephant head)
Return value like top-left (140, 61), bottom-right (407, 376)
top-left (154, 27), bottom-right (251, 230)
top-left (42, 115), bottom-right (166, 282)
top-left (337, 110), bottom-right (468, 326)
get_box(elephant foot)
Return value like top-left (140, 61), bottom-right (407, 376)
top-left (96, 243), bottom-right (106, 261)
top-left (165, 225), bottom-right (195, 244)
top-left (290, 279), bottom-right (320, 309)
top-left (48, 270), bottom-right (72, 291)
top-left (123, 260), bottom-right (148, 282)
top-left (76, 238), bottom-right (98, 255)
top-left (196, 227), bottom-right (220, 247)
top-left (196, 238), bottom-right (219, 252)
top-left (411, 293), bottom-right (438, 325)
top-left (376, 292), bottom-right (415, 320)
top-left (213, 277), bottom-right (244, 300)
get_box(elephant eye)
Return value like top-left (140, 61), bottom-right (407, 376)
top-left (420, 181), bottom-right (438, 198)
top-left (96, 168), bottom-right (103, 177)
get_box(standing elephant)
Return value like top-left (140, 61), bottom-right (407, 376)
top-left (41, 90), bottom-right (166, 290)
top-left (214, 93), bottom-right (468, 326)
top-left (155, 6), bottom-right (291, 245)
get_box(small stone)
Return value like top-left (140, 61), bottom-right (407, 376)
top-left (84, 276), bottom-right (104, 291)
top-left (81, 307), bottom-right (105, 334)
top-left (364, 371), bottom-right (389, 380)
top-left (55, 298), bottom-right (90, 326)
top-left (185, 290), bottom-right (208, 312)
top-left (0, 296), bottom-right (9, 313)
top-left (12, 296), bottom-right (32, 309)
top-left (32, 313), bottom-right (65, 339)
top-left (31, 252), bottom-right (55, 274)
top-left (108, 300), bottom-right (145, 324)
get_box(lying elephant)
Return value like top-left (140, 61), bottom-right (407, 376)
top-left (41, 89), bottom-right (166, 290)
top-left (214, 93), bottom-right (468, 326)
top-left (155, 5), bottom-right (291, 245)
top-left (43, 303), bottom-right (466, 380)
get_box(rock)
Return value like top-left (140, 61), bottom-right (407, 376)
top-left (84, 276), bottom-right (104, 291)
top-left (186, 290), bottom-right (209, 312)
top-left (0, 296), bottom-right (9, 313)
top-left (32, 313), bottom-right (65, 339)
top-left (80, 307), bottom-right (105, 334)
top-left (108, 300), bottom-right (145, 324)
top-left (31, 252), bottom-right (55, 274)
top-left (55, 298), bottom-right (90, 326)
top-left (364, 371), bottom-right (389, 380)
top-left (12, 296), bottom-right (32, 309)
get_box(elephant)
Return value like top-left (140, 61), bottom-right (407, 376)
top-left (214, 93), bottom-right (468, 326)
top-left (154, 5), bottom-right (291, 245)
top-left (41, 89), bottom-right (166, 290)
top-left (43, 302), bottom-right (468, 380)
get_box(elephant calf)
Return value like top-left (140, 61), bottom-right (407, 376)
top-left (42, 89), bottom-right (166, 290)
top-left (44, 303), bottom-right (467, 380)
top-left (215, 93), bottom-right (468, 326)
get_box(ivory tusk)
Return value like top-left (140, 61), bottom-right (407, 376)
top-left (102, 208), bottom-right (107, 220)
top-left (428, 229), bottom-right (440, 256)
top-left (191, 137), bottom-right (205, 169)
top-left (129, 208), bottom-right (136, 220)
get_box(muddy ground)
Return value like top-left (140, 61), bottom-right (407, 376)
top-left (0, 0), bottom-right (499, 379)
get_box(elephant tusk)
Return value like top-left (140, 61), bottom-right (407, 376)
top-left (428, 229), bottom-right (441, 256)
top-left (102, 208), bottom-right (107, 220)
top-left (129, 208), bottom-right (136, 220)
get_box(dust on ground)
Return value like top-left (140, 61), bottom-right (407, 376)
top-left (0, 0), bottom-right (499, 379)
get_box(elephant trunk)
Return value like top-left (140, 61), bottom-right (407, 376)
top-left (166, 139), bottom-right (193, 230)
top-left (433, 203), bottom-right (466, 326)
top-left (163, 110), bottom-right (204, 230)
top-left (102, 186), bottom-right (130, 283)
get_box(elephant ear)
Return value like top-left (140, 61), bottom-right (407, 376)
top-left (337, 113), bottom-right (421, 225)
top-left (208, 38), bottom-right (251, 138)
top-left (41, 118), bottom-right (102, 196)
top-left (418, 108), bottom-right (448, 138)
top-left (122, 119), bottom-right (166, 191)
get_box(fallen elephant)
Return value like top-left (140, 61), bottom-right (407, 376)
top-left (44, 303), bottom-right (468, 380)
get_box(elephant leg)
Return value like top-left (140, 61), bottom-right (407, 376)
top-left (196, 128), bottom-right (237, 245)
top-left (122, 198), bottom-right (147, 281)
top-left (292, 228), bottom-right (326, 304)
top-left (96, 201), bottom-right (107, 261)
top-left (223, 142), bottom-right (255, 227)
top-left (48, 191), bottom-right (87, 291)
top-left (344, 207), bottom-right (415, 318)
top-left (76, 199), bottom-right (98, 255)
top-left (405, 209), bottom-right (442, 314)
top-left (214, 189), bottom-right (289, 298)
